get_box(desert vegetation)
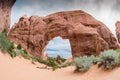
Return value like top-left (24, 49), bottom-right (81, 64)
top-left (74, 49), bottom-right (120, 72)
top-left (1, 29), bottom-right (120, 72)
top-left (0, 29), bottom-right (72, 71)
top-left (74, 55), bottom-right (97, 72)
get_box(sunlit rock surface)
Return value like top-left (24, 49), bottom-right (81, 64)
top-left (9, 10), bottom-right (119, 57)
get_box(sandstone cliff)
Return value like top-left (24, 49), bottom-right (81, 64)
top-left (116, 21), bottom-right (120, 43)
top-left (0, 0), bottom-right (16, 32)
top-left (0, 1), bottom-right (118, 58)
top-left (8, 10), bottom-right (119, 57)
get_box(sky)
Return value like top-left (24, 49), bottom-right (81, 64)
top-left (11, 0), bottom-right (120, 58)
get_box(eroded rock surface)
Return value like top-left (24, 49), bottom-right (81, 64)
top-left (8, 10), bottom-right (119, 57)
top-left (116, 21), bottom-right (120, 43)
top-left (0, 0), bottom-right (16, 32)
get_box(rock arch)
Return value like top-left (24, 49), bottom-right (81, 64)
top-left (8, 10), bottom-right (119, 58)
top-left (0, 1), bottom-right (119, 58)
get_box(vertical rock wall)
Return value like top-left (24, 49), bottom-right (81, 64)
top-left (116, 21), bottom-right (120, 43)
top-left (0, 0), bottom-right (16, 32)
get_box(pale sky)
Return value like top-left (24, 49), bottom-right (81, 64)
top-left (11, 0), bottom-right (120, 58)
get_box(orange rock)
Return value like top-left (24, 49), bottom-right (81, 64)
top-left (8, 10), bottom-right (119, 58)
top-left (116, 21), bottom-right (120, 43)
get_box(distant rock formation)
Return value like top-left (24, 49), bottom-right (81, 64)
top-left (116, 21), bottom-right (120, 43)
top-left (0, 0), bottom-right (16, 32)
top-left (8, 10), bottom-right (119, 58)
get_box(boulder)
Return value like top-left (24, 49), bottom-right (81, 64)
top-left (8, 10), bottom-right (119, 58)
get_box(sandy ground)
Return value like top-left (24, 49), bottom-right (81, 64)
top-left (0, 52), bottom-right (120, 80)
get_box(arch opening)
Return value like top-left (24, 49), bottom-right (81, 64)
top-left (44, 36), bottom-right (72, 58)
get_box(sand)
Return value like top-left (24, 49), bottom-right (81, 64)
top-left (0, 52), bottom-right (120, 80)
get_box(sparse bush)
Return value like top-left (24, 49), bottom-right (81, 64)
top-left (0, 29), bottom-right (73, 70)
top-left (0, 29), bottom-right (15, 57)
top-left (30, 55), bottom-right (72, 71)
top-left (55, 55), bottom-right (66, 64)
top-left (17, 44), bottom-right (22, 50)
top-left (46, 57), bottom-right (60, 70)
top-left (74, 55), bottom-right (96, 72)
top-left (21, 49), bottom-right (31, 59)
top-left (98, 50), bottom-right (120, 70)
top-left (30, 56), bottom-right (47, 64)
top-left (60, 61), bottom-right (73, 68)
top-left (45, 56), bottom-right (73, 70)
top-left (19, 49), bottom-right (31, 60)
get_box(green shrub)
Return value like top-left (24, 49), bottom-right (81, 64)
top-left (55, 55), bottom-right (66, 64)
top-left (0, 29), bottom-right (30, 58)
top-left (18, 49), bottom-right (31, 60)
top-left (0, 29), bottom-right (72, 70)
top-left (98, 50), bottom-right (120, 70)
top-left (49, 55), bottom-right (67, 65)
top-left (74, 55), bottom-right (96, 72)
top-left (21, 49), bottom-right (31, 59)
top-left (0, 29), bottom-right (15, 57)
top-left (46, 57), bottom-right (60, 70)
top-left (17, 44), bottom-right (22, 50)
top-left (31, 55), bottom-right (72, 71)
top-left (45, 56), bottom-right (72, 70)
top-left (59, 61), bottom-right (73, 68)
top-left (30, 56), bottom-right (47, 64)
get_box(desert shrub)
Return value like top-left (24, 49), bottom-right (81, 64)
top-left (74, 55), bottom-right (96, 72)
top-left (0, 29), bottom-right (72, 70)
top-left (59, 61), bottom-right (73, 68)
top-left (45, 56), bottom-right (73, 70)
top-left (30, 56), bottom-right (47, 64)
top-left (21, 49), bottom-right (31, 59)
top-left (46, 57), bottom-right (60, 70)
top-left (50, 55), bottom-right (67, 65)
top-left (55, 55), bottom-right (66, 64)
top-left (30, 56), bottom-right (58, 70)
top-left (0, 29), bottom-right (15, 57)
top-left (98, 50), bottom-right (120, 70)
top-left (13, 49), bottom-right (22, 55)
top-left (18, 49), bottom-right (31, 60)
top-left (17, 44), bottom-right (22, 50)
top-left (30, 55), bottom-right (72, 71)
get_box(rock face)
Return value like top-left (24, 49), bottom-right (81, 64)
top-left (0, 0), bottom-right (16, 32)
top-left (116, 21), bottom-right (120, 43)
top-left (8, 10), bottom-right (119, 58)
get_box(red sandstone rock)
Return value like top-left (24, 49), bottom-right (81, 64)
top-left (8, 10), bottom-right (119, 58)
top-left (116, 21), bottom-right (120, 43)
top-left (0, 0), bottom-right (16, 32)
